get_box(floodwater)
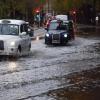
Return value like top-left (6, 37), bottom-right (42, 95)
top-left (46, 67), bottom-right (100, 100)
top-left (0, 28), bottom-right (100, 100)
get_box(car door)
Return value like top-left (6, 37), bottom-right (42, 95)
top-left (20, 24), bottom-right (30, 52)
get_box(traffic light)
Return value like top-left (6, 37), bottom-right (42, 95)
top-left (73, 11), bottom-right (76, 15)
top-left (35, 8), bottom-right (40, 13)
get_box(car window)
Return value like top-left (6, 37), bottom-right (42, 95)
top-left (49, 22), bottom-right (67, 30)
top-left (49, 22), bottom-right (59, 30)
top-left (0, 24), bottom-right (19, 35)
top-left (57, 24), bottom-right (67, 30)
top-left (20, 24), bottom-right (28, 33)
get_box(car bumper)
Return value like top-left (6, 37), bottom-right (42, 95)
top-left (45, 35), bottom-right (70, 44)
top-left (0, 47), bottom-right (18, 56)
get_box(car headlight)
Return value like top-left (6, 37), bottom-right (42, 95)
top-left (46, 33), bottom-right (49, 37)
top-left (10, 42), bottom-right (15, 46)
top-left (64, 34), bottom-right (67, 38)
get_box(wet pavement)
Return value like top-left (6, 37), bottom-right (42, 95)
top-left (46, 67), bottom-right (100, 100)
top-left (0, 27), bottom-right (100, 100)
top-left (76, 24), bottom-right (100, 39)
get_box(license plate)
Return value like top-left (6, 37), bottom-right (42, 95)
top-left (52, 40), bottom-right (60, 43)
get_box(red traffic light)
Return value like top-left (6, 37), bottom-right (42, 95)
top-left (36, 9), bottom-right (40, 13)
top-left (73, 11), bottom-right (76, 14)
top-left (34, 8), bottom-right (40, 13)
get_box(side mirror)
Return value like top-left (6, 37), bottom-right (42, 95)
top-left (20, 32), bottom-right (27, 37)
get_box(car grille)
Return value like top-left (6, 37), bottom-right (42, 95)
top-left (52, 34), bottom-right (60, 43)
top-left (52, 34), bottom-right (60, 40)
top-left (0, 40), bottom-right (4, 50)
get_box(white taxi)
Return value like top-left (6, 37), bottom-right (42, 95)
top-left (0, 19), bottom-right (31, 56)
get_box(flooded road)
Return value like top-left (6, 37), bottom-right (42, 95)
top-left (0, 33), bottom-right (100, 100)
top-left (46, 67), bottom-right (100, 100)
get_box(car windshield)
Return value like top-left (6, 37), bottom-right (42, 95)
top-left (0, 24), bottom-right (19, 35)
top-left (49, 22), bottom-right (59, 30)
top-left (49, 22), bottom-right (68, 30)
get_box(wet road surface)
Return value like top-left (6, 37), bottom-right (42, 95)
top-left (45, 67), bottom-right (100, 100)
top-left (0, 32), bottom-right (100, 100)
top-left (77, 24), bottom-right (100, 39)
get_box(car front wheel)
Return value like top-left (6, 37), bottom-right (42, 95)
top-left (17, 46), bottom-right (21, 57)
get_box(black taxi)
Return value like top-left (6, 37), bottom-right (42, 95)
top-left (45, 19), bottom-right (75, 45)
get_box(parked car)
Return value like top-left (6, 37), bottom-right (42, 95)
top-left (0, 19), bottom-right (31, 56)
top-left (45, 19), bottom-right (74, 45)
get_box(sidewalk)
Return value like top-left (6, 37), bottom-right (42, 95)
top-left (76, 24), bottom-right (100, 37)
top-left (31, 27), bottom-right (45, 40)
top-left (76, 24), bottom-right (100, 32)
top-left (76, 24), bottom-right (100, 30)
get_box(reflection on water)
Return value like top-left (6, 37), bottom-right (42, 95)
top-left (36, 36), bottom-right (40, 41)
top-left (8, 61), bottom-right (17, 71)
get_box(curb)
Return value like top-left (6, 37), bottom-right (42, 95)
top-left (33, 27), bottom-right (43, 31)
